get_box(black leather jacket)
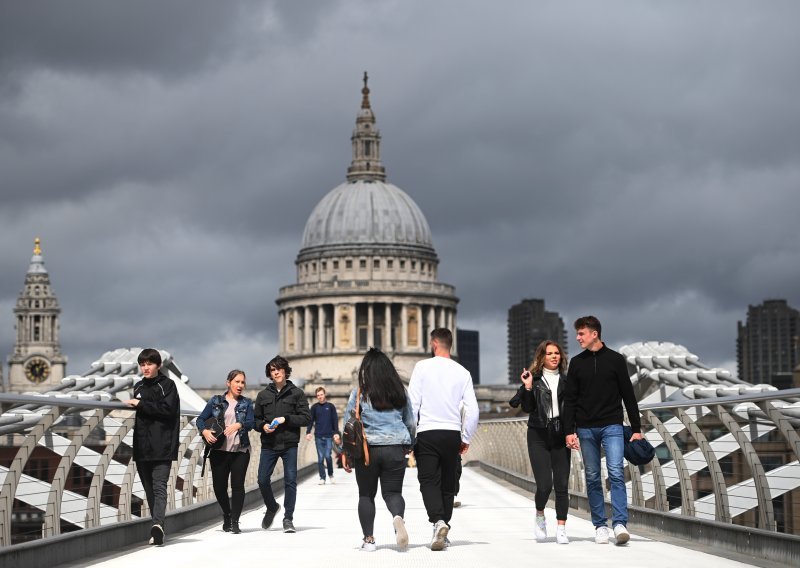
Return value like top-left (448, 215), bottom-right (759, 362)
top-left (509, 373), bottom-right (566, 429)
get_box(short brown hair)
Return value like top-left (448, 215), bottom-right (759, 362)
top-left (574, 315), bottom-right (602, 339)
top-left (430, 328), bottom-right (452, 350)
top-left (315, 386), bottom-right (326, 395)
top-left (530, 341), bottom-right (568, 375)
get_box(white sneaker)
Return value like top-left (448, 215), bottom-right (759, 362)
top-left (360, 538), bottom-right (376, 552)
top-left (318, 478), bottom-right (326, 485)
top-left (534, 514), bottom-right (547, 541)
top-left (430, 520), bottom-right (449, 551)
top-left (595, 526), bottom-right (610, 544)
top-left (393, 516), bottom-right (408, 550)
top-left (613, 524), bottom-right (630, 545)
top-left (556, 525), bottom-right (569, 544)
top-left (329, 477), bottom-right (335, 485)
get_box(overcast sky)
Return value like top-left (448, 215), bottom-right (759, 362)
top-left (1, 1), bottom-right (798, 388)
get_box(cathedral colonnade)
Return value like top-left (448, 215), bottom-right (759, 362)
top-left (278, 301), bottom-right (457, 355)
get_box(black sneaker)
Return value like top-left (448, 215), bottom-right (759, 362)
top-left (283, 518), bottom-right (296, 533)
top-left (262, 506), bottom-right (280, 529)
top-left (222, 514), bottom-right (232, 532)
top-left (231, 521), bottom-right (241, 534)
top-left (150, 524), bottom-right (164, 546)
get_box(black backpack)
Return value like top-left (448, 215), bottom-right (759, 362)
top-left (342, 388), bottom-right (369, 466)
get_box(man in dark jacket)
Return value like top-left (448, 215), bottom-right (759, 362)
top-left (305, 386), bottom-right (340, 485)
top-left (255, 355), bottom-right (310, 533)
top-left (562, 316), bottom-right (641, 546)
top-left (124, 348), bottom-right (180, 546)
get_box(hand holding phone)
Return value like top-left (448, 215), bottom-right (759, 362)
top-left (269, 418), bottom-right (281, 429)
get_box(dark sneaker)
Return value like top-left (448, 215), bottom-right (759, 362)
top-left (283, 518), bottom-right (296, 533)
top-left (222, 514), bottom-right (232, 532)
top-left (231, 521), bottom-right (241, 534)
top-left (262, 505), bottom-right (280, 529)
top-left (150, 524), bottom-right (164, 546)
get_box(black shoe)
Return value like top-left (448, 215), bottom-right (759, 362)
top-left (283, 518), bottom-right (296, 533)
top-left (231, 521), bottom-right (241, 534)
top-left (150, 524), bottom-right (164, 546)
top-left (222, 514), bottom-right (232, 532)
top-left (262, 505), bottom-right (280, 529)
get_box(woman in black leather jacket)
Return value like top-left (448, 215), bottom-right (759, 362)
top-left (510, 340), bottom-right (571, 544)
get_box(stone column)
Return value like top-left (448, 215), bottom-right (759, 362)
top-left (438, 306), bottom-right (446, 329)
top-left (293, 308), bottom-right (300, 354)
top-left (384, 303), bottom-right (392, 351)
top-left (317, 305), bottom-right (326, 352)
top-left (401, 304), bottom-right (408, 351)
top-left (427, 305), bottom-right (435, 335)
top-left (304, 306), bottom-right (313, 353)
top-left (367, 303), bottom-right (374, 348)
top-left (415, 305), bottom-right (423, 351)
top-left (278, 310), bottom-right (285, 352)
top-left (350, 303), bottom-right (357, 352)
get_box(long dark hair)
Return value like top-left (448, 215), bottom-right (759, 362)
top-left (357, 348), bottom-right (407, 411)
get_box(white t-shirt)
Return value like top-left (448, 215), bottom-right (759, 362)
top-left (408, 356), bottom-right (479, 443)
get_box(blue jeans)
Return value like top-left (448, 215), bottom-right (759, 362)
top-left (258, 446), bottom-right (298, 520)
top-left (577, 424), bottom-right (627, 528)
top-left (315, 436), bottom-right (334, 480)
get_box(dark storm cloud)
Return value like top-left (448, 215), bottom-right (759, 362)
top-left (1, 1), bottom-right (799, 385)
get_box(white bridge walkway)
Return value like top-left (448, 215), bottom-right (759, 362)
top-left (75, 467), bottom-right (762, 568)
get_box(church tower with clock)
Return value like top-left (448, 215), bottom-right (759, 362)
top-left (6, 238), bottom-right (68, 392)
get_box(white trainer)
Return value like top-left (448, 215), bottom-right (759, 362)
top-left (613, 524), bottom-right (630, 545)
top-left (360, 537), bottom-right (376, 552)
top-left (329, 477), bottom-right (335, 485)
top-left (595, 525), bottom-right (610, 544)
top-left (318, 478), bottom-right (326, 485)
top-left (534, 515), bottom-right (547, 541)
top-left (430, 520), bottom-right (449, 551)
top-left (556, 525), bottom-right (569, 544)
top-left (393, 516), bottom-right (408, 550)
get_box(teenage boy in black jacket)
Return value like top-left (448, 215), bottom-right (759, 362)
top-left (125, 348), bottom-right (180, 546)
top-left (562, 316), bottom-right (641, 546)
top-left (255, 355), bottom-right (310, 533)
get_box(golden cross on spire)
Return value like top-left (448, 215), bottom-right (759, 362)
top-left (361, 71), bottom-right (371, 109)
top-left (33, 237), bottom-right (41, 256)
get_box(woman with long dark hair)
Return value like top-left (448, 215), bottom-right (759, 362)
top-left (512, 340), bottom-right (571, 544)
top-left (197, 369), bottom-right (255, 534)
top-left (343, 348), bottom-right (416, 552)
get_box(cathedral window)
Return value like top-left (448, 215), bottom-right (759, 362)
top-left (359, 259), bottom-right (366, 269)
top-left (345, 259), bottom-right (353, 269)
top-left (322, 261), bottom-right (327, 272)
top-left (387, 259), bottom-right (394, 270)
top-left (411, 261), bottom-right (417, 271)
top-left (374, 259), bottom-right (380, 269)
top-left (400, 260), bottom-right (406, 270)
top-left (364, 140), bottom-right (372, 156)
top-left (333, 260), bottom-right (339, 270)
top-left (312, 262), bottom-right (317, 272)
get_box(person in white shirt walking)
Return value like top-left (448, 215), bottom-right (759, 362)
top-left (408, 328), bottom-right (479, 551)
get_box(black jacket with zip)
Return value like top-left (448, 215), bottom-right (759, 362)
top-left (562, 344), bottom-right (641, 435)
top-left (254, 380), bottom-right (311, 451)
top-left (512, 373), bottom-right (567, 429)
top-left (131, 372), bottom-right (181, 462)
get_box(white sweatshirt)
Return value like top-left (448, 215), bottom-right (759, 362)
top-left (408, 356), bottom-right (479, 443)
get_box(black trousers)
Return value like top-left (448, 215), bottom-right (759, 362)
top-left (136, 460), bottom-right (171, 527)
top-left (527, 427), bottom-right (571, 521)
top-left (210, 450), bottom-right (251, 521)
top-left (415, 430), bottom-right (461, 525)
top-left (354, 444), bottom-right (407, 537)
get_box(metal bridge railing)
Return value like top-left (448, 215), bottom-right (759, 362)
top-left (0, 393), bottom-right (316, 546)
top-left (466, 388), bottom-right (800, 536)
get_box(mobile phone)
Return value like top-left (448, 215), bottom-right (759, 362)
top-left (269, 418), bottom-right (280, 429)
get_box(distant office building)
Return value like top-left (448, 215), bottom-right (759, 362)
top-left (507, 299), bottom-right (566, 384)
top-left (737, 299), bottom-right (800, 389)
top-left (457, 328), bottom-right (480, 384)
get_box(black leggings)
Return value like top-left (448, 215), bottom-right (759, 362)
top-left (527, 427), bottom-right (571, 521)
top-left (354, 444), bottom-right (407, 537)
top-left (210, 450), bottom-right (250, 521)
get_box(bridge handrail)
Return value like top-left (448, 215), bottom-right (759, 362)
top-left (467, 388), bottom-right (800, 536)
top-left (0, 392), bottom-right (316, 547)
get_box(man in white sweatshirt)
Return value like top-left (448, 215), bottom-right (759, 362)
top-left (409, 328), bottom-right (479, 551)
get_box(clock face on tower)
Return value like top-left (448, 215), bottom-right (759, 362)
top-left (25, 358), bottom-right (51, 384)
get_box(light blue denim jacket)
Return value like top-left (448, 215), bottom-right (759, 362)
top-left (344, 388), bottom-right (416, 447)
